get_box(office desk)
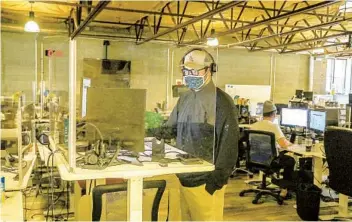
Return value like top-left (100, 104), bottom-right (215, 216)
top-left (0, 191), bottom-right (24, 221)
top-left (239, 124), bottom-right (252, 129)
top-left (54, 142), bottom-right (214, 221)
top-left (38, 144), bottom-right (59, 166)
top-left (285, 144), bottom-right (351, 218)
top-left (0, 153), bottom-right (36, 191)
top-left (285, 144), bottom-right (325, 186)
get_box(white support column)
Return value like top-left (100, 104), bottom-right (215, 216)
top-left (40, 42), bottom-right (44, 118)
top-left (127, 177), bottom-right (143, 221)
top-left (270, 54), bottom-right (276, 101)
top-left (166, 48), bottom-right (170, 110)
top-left (309, 56), bottom-right (314, 91)
top-left (18, 98), bottom-right (23, 184)
top-left (48, 57), bottom-right (52, 92)
top-left (34, 34), bottom-right (38, 104)
top-left (68, 39), bottom-right (77, 171)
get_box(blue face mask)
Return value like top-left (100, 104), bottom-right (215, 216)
top-left (183, 75), bottom-right (205, 90)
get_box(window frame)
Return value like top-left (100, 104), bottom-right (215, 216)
top-left (326, 58), bottom-right (349, 95)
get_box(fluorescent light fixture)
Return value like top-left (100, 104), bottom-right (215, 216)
top-left (312, 48), bottom-right (325, 54)
top-left (207, 37), bottom-right (219, 47)
top-left (24, 11), bottom-right (40, 33)
top-left (339, 1), bottom-right (352, 12)
top-left (206, 29), bottom-right (219, 47)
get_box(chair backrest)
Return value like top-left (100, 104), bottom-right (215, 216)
top-left (92, 180), bottom-right (166, 221)
top-left (246, 130), bottom-right (277, 170)
top-left (324, 127), bottom-right (352, 196)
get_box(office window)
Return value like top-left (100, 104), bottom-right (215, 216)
top-left (325, 59), bottom-right (349, 94)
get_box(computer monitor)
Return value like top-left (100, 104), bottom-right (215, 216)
top-left (275, 103), bottom-right (288, 115)
top-left (303, 91), bottom-right (313, 101)
top-left (309, 110), bottom-right (326, 132)
top-left (280, 108), bottom-right (308, 127)
top-left (295, 89), bottom-right (303, 99)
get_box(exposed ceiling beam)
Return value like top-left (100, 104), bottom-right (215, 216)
top-left (314, 49), bottom-right (352, 57)
top-left (252, 32), bottom-right (351, 52)
top-left (37, 0), bottom-right (342, 20)
top-left (227, 17), bottom-right (352, 48)
top-left (70, 0), bottom-right (110, 39)
top-left (281, 42), bottom-right (348, 54)
top-left (36, 0), bottom-right (247, 25)
top-left (1, 9), bottom-right (345, 33)
top-left (182, 1), bottom-right (339, 46)
top-left (192, 0), bottom-right (343, 19)
top-left (136, 1), bottom-right (244, 45)
top-left (80, 34), bottom-right (174, 42)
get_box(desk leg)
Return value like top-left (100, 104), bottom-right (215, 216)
top-left (313, 157), bottom-right (323, 188)
top-left (338, 194), bottom-right (349, 217)
top-left (74, 181), bottom-right (81, 220)
top-left (96, 179), bottom-right (107, 221)
top-left (127, 177), bottom-right (143, 221)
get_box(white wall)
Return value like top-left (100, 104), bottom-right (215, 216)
top-left (1, 32), bottom-right (310, 110)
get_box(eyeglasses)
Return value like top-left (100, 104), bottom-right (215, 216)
top-left (182, 67), bottom-right (208, 76)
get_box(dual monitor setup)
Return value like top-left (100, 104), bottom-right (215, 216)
top-left (280, 108), bottom-right (326, 133)
top-left (295, 90), bottom-right (313, 101)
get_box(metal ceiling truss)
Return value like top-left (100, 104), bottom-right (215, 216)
top-left (182, 1), bottom-right (338, 46)
top-left (192, 0), bottom-right (343, 19)
top-left (252, 32), bottom-right (351, 52)
top-left (4, 0), bottom-right (352, 56)
top-left (70, 0), bottom-right (110, 39)
top-left (314, 49), bottom-right (352, 57)
top-left (135, 1), bottom-right (244, 45)
top-left (280, 42), bottom-right (347, 54)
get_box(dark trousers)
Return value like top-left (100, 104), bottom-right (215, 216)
top-left (272, 152), bottom-right (296, 181)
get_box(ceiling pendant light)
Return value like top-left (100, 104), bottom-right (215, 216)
top-left (24, 2), bottom-right (40, 33)
top-left (207, 29), bottom-right (219, 47)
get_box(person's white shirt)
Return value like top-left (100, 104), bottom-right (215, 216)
top-left (251, 120), bottom-right (285, 142)
top-left (251, 119), bottom-right (291, 151)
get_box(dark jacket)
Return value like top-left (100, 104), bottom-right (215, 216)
top-left (166, 81), bottom-right (239, 194)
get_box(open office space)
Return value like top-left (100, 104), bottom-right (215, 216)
top-left (1, 1), bottom-right (352, 221)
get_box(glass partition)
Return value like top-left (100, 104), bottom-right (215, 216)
top-left (42, 37), bottom-right (70, 160)
top-left (1, 33), bottom-right (38, 185)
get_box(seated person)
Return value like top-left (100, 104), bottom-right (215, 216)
top-left (251, 100), bottom-right (295, 197)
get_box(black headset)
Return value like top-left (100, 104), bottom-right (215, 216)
top-left (180, 48), bottom-right (217, 74)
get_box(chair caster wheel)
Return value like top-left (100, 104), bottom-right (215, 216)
top-left (252, 199), bottom-right (259, 204)
top-left (277, 199), bottom-right (284, 205)
top-left (249, 174), bottom-right (253, 179)
top-left (239, 191), bottom-right (245, 197)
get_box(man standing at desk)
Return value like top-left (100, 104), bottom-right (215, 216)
top-left (251, 100), bottom-right (295, 197)
top-left (166, 48), bottom-right (239, 221)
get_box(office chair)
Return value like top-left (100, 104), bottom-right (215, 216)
top-left (239, 130), bottom-right (284, 205)
top-left (92, 180), bottom-right (166, 221)
top-left (324, 127), bottom-right (352, 219)
top-left (231, 131), bottom-right (253, 178)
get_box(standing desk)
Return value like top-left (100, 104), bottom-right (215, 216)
top-left (0, 191), bottom-right (24, 221)
top-left (54, 142), bottom-right (214, 221)
top-left (0, 153), bottom-right (36, 221)
top-left (0, 153), bottom-right (37, 191)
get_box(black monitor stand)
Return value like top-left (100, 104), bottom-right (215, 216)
top-left (311, 132), bottom-right (324, 142)
top-left (289, 131), bottom-right (296, 144)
